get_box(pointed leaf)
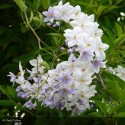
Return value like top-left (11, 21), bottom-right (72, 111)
top-left (115, 22), bottom-right (123, 37)
top-left (42, 0), bottom-right (50, 10)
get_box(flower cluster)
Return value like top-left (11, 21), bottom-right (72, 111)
top-left (8, 1), bottom-right (109, 115)
top-left (43, 1), bottom-right (109, 65)
top-left (8, 55), bottom-right (48, 109)
top-left (8, 54), bottom-right (97, 115)
top-left (108, 65), bottom-right (125, 81)
top-left (44, 54), bottom-right (97, 115)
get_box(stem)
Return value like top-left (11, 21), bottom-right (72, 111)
top-left (24, 11), bottom-right (41, 49)
top-left (57, 52), bottom-right (68, 58)
top-left (29, 25), bottom-right (41, 49)
top-left (97, 73), bottom-right (106, 89)
top-left (40, 48), bottom-right (54, 57)
top-left (24, 11), bottom-right (54, 52)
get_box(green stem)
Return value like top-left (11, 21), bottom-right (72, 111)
top-left (40, 48), bottom-right (55, 57)
top-left (57, 52), bottom-right (68, 58)
top-left (24, 11), bottom-right (54, 53)
top-left (98, 73), bottom-right (106, 89)
top-left (24, 11), bottom-right (41, 49)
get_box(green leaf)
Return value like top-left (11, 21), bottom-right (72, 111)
top-left (13, 0), bottom-right (27, 11)
top-left (109, 0), bottom-right (112, 5)
top-left (0, 85), bottom-right (6, 95)
top-left (42, 0), bottom-right (50, 10)
top-left (94, 100), bottom-right (107, 114)
top-left (120, 87), bottom-right (125, 100)
top-left (47, 33), bottom-right (64, 38)
top-left (110, 101), bottom-right (125, 113)
top-left (97, 5), bottom-right (107, 15)
top-left (103, 27), bottom-right (116, 42)
top-left (13, 52), bottom-right (35, 63)
top-left (88, 112), bottom-right (104, 117)
top-left (0, 109), bottom-right (8, 114)
top-left (37, 12), bottom-right (44, 26)
top-left (40, 61), bottom-right (50, 70)
top-left (105, 6), bottom-right (118, 13)
top-left (113, 112), bottom-right (125, 117)
top-left (29, 11), bottom-right (34, 23)
top-left (103, 71), bottom-right (125, 89)
top-left (105, 79), bottom-right (121, 101)
top-left (33, 0), bottom-right (42, 10)
top-left (0, 4), bottom-right (13, 9)
top-left (0, 25), bottom-right (8, 35)
top-left (115, 22), bottom-right (123, 37)
top-left (113, 34), bottom-right (125, 47)
top-left (102, 34), bottom-right (112, 47)
top-left (6, 86), bottom-right (17, 99)
top-left (0, 100), bottom-right (15, 106)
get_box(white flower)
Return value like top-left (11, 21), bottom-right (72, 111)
top-left (54, 2), bottom-right (75, 22)
top-left (64, 26), bottom-right (84, 47)
top-left (7, 72), bottom-right (16, 84)
top-left (75, 73), bottom-right (93, 86)
top-left (72, 5), bottom-right (83, 19)
top-left (78, 49), bottom-right (94, 61)
top-left (29, 55), bottom-right (43, 67)
top-left (95, 38), bottom-right (109, 60)
top-left (20, 81), bottom-right (31, 90)
top-left (92, 59), bottom-right (106, 73)
top-left (29, 55), bottom-right (45, 74)
top-left (42, 6), bottom-right (55, 23)
top-left (70, 14), bottom-right (95, 32)
top-left (89, 23), bottom-right (103, 38)
top-left (16, 62), bottom-right (25, 84)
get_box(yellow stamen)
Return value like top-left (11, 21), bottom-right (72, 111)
top-left (81, 79), bottom-right (85, 83)
top-left (87, 43), bottom-right (91, 46)
top-left (62, 11), bottom-right (66, 14)
top-left (49, 13), bottom-right (53, 17)
top-left (74, 36), bottom-right (76, 40)
top-left (63, 77), bottom-right (67, 81)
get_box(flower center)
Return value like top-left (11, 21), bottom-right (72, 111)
top-left (82, 68), bottom-right (85, 72)
top-left (81, 79), bottom-right (85, 83)
top-left (87, 43), bottom-right (91, 46)
top-left (83, 52), bottom-right (86, 55)
top-left (62, 11), bottom-right (66, 15)
top-left (63, 76), bottom-right (67, 81)
top-left (75, 12), bottom-right (79, 15)
top-left (49, 13), bottom-right (53, 17)
top-left (81, 24), bottom-right (84, 28)
top-left (74, 36), bottom-right (77, 40)
top-left (98, 47), bottom-right (102, 51)
top-left (63, 88), bottom-right (66, 92)
top-left (82, 94), bottom-right (84, 98)
top-left (55, 73), bottom-right (59, 76)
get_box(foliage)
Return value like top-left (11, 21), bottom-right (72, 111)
top-left (1, 0), bottom-right (125, 125)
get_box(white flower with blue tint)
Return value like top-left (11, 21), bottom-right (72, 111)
top-left (42, 6), bottom-right (55, 23)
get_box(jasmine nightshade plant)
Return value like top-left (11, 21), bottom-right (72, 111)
top-left (8, 1), bottom-right (109, 115)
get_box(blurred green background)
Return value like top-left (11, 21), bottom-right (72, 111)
top-left (0, 0), bottom-right (125, 125)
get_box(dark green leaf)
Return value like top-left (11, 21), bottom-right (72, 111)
top-left (97, 5), bottom-right (107, 15)
top-left (33, 0), bottom-right (42, 10)
top-left (13, 52), bottom-right (35, 63)
top-left (42, 0), bottom-right (50, 10)
top-left (113, 112), bottom-right (125, 117)
top-left (115, 22), bottom-right (123, 37)
top-left (47, 33), bottom-right (64, 38)
top-left (94, 100), bottom-right (107, 114)
top-left (13, 0), bottom-right (27, 11)
top-left (113, 34), bottom-right (125, 47)
top-left (0, 100), bottom-right (15, 106)
top-left (0, 4), bottom-right (13, 9)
